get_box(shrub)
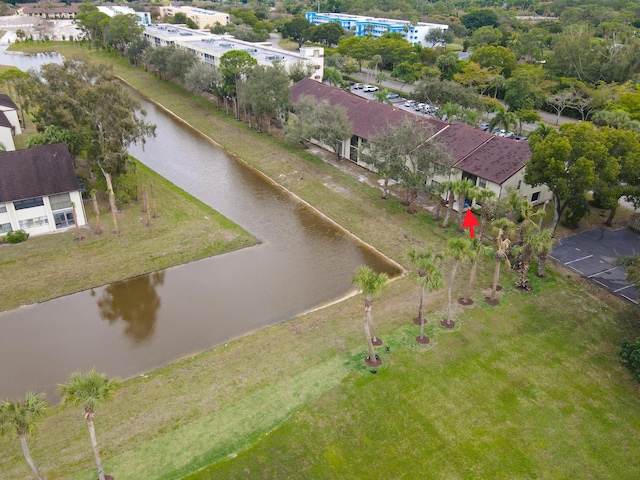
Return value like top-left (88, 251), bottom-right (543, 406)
top-left (619, 338), bottom-right (640, 382)
top-left (6, 229), bottom-right (29, 244)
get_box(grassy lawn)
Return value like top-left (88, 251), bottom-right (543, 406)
top-left (1, 43), bottom-right (639, 479)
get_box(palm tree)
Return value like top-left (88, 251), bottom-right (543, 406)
top-left (58, 369), bottom-right (118, 480)
top-left (460, 238), bottom-right (483, 305)
top-left (352, 266), bottom-right (388, 365)
top-left (0, 392), bottom-right (49, 480)
top-left (408, 247), bottom-right (444, 343)
top-left (489, 105), bottom-right (517, 136)
top-left (531, 227), bottom-right (555, 278)
top-left (442, 238), bottom-right (470, 328)
top-left (373, 88), bottom-right (392, 105)
top-left (440, 180), bottom-right (456, 228)
top-left (485, 226), bottom-right (512, 305)
top-left (432, 181), bottom-right (448, 222)
top-left (474, 188), bottom-right (496, 241)
top-left (454, 178), bottom-right (476, 230)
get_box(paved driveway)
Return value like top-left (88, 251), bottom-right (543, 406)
top-left (550, 228), bottom-right (640, 304)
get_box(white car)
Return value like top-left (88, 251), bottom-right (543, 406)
top-left (363, 84), bottom-right (378, 92)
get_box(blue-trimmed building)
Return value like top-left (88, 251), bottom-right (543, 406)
top-left (305, 12), bottom-right (448, 47)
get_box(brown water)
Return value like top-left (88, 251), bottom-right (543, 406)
top-left (0, 90), bottom-right (401, 401)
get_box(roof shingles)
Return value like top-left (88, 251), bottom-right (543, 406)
top-left (291, 78), bottom-right (531, 185)
top-left (0, 143), bottom-right (79, 204)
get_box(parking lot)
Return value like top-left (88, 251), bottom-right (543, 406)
top-left (550, 228), bottom-right (640, 304)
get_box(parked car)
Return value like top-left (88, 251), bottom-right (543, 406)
top-left (363, 84), bottom-right (378, 92)
top-left (479, 122), bottom-right (490, 131)
top-left (387, 92), bottom-right (400, 100)
top-left (414, 102), bottom-right (425, 111)
top-left (404, 99), bottom-right (416, 107)
top-left (353, 83), bottom-right (364, 89)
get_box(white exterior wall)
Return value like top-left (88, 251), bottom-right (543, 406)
top-left (0, 126), bottom-right (15, 151)
top-left (144, 25), bottom-right (323, 81)
top-left (0, 106), bottom-right (22, 135)
top-left (158, 6), bottom-right (229, 28)
top-left (0, 191), bottom-right (87, 236)
top-left (500, 170), bottom-right (552, 205)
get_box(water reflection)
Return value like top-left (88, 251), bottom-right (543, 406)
top-left (0, 45), bottom-right (62, 70)
top-left (97, 272), bottom-right (166, 345)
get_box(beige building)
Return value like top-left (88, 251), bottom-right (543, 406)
top-left (157, 6), bottom-right (229, 29)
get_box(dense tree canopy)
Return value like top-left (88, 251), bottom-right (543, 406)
top-left (26, 58), bottom-right (155, 178)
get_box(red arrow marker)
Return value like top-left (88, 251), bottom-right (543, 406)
top-left (462, 209), bottom-right (480, 239)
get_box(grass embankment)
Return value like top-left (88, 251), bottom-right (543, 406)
top-left (0, 160), bottom-right (256, 311)
top-left (1, 43), bottom-right (639, 479)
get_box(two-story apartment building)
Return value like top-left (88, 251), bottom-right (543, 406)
top-left (0, 143), bottom-right (87, 236)
top-left (291, 78), bottom-right (551, 206)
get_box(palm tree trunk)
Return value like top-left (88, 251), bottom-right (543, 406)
top-left (434, 199), bottom-right (443, 221)
top-left (465, 260), bottom-right (477, 302)
top-left (363, 305), bottom-right (376, 360)
top-left (92, 194), bottom-right (102, 235)
top-left (457, 194), bottom-right (465, 229)
top-left (447, 261), bottom-right (458, 322)
top-left (19, 434), bottom-right (45, 480)
top-left (537, 253), bottom-right (547, 277)
top-left (368, 309), bottom-right (378, 343)
top-left (101, 169), bottom-right (119, 234)
top-left (442, 191), bottom-right (454, 227)
top-left (86, 417), bottom-right (106, 480)
top-left (606, 205), bottom-right (617, 227)
top-left (151, 182), bottom-right (158, 218)
top-left (382, 177), bottom-right (389, 199)
top-left (418, 282), bottom-right (426, 324)
top-left (491, 259), bottom-right (501, 301)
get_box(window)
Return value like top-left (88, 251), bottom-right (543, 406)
top-left (517, 180), bottom-right (522, 190)
top-left (19, 216), bottom-right (49, 229)
top-left (0, 223), bottom-right (11, 233)
top-left (0, 203), bottom-right (6, 213)
top-left (54, 210), bottom-right (75, 229)
top-left (478, 178), bottom-right (487, 189)
top-left (49, 193), bottom-right (71, 211)
top-left (531, 191), bottom-right (540, 203)
top-left (13, 197), bottom-right (44, 210)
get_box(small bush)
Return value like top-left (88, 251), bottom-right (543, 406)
top-left (6, 229), bottom-right (29, 244)
top-left (619, 338), bottom-right (640, 382)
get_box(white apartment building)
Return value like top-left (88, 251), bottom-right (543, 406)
top-left (144, 24), bottom-right (324, 80)
top-left (305, 12), bottom-right (448, 47)
top-left (97, 6), bottom-right (152, 26)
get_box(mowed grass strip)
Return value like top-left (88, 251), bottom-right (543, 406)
top-left (190, 280), bottom-right (640, 480)
top-left (65, 357), bottom-right (350, 480)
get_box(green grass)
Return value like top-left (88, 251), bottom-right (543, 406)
top-left (1, 43), bottom-right (639, 480)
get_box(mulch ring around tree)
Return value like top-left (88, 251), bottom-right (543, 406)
top-left (365, 355), bottom-right (382, 367)
top-left (415, 335), bottom-right (431, 344)
top-left (483, 297), bottom-right (500, 306)
top-left (458, 297), bottom-right (473, 306)
top-left (440, 319), bottom-right (455, 329)
top-left (413, 316), bottom-right (424, 325)
top-left (371, 338), bottom-right (383, 346)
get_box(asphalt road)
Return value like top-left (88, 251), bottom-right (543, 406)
top-left (550, 228), bottom-right (640, 304)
